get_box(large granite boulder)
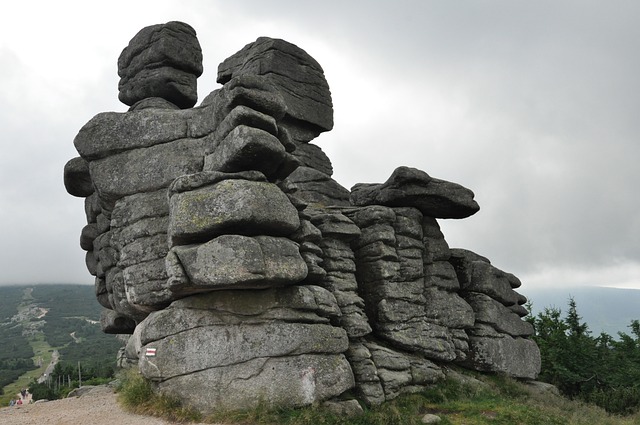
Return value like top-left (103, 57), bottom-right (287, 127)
top-left (132, 289), bottom-right (353, 412)
top-left (167, 171), bottom-right (300, 245)
top-left (64, 21), bottom-right (541, 414)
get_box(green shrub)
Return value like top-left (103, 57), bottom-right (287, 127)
top-left (116, 368), bottom-right (202, 423)
top-left (586, 387), bottom-right (640, 415)
top-left (28, 380), bottom-right (57, 401)
top-left (116, 369), bottom-right (154, 408)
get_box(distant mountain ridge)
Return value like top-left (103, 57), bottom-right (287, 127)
top-left (521, 286), bottom-right (640, 337)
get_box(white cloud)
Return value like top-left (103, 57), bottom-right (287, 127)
top-left (520, 260), bottom-right (640, 290)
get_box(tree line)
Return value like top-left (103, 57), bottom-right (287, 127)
top-left (527, 297), bottom-right (640, 414)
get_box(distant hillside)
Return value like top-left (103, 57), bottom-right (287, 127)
top-left (0, 284), bottom-right (123, 401)
top-left (521, 286), bottom-right (640, 337)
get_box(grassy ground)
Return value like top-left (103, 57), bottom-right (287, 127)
top-left (116, 368), bottom-right (640, 425)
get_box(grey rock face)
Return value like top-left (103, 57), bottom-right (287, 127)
top-left (347, 206), bottom-right (474, 364)
top-left (204, 125), bottom-right (288, 177)
top-left (448, 248), bottom-right (539, 377)
top-left (140, 322), bottom-right (347, 378)
top-left (322, 399), bottom-right (364, 417)
top-left (74, 110), bottom-right (193, 161)
top-left (88, 137), bottom-right (206, 203)
top-left (218, 37), bottom-right (333, 137)
top-left (465, 292), bottom-right (535, 337)
top-left (282, 166), bottom-right (351, 207)
top-left (158, 354), bottom-right (354, 413)
top-left (135, 288), bottom-right (352, 412)
top-left (291, 141), bottom-right (333, 176)
top-left (64, 21), bottom-right (541, 414)
top-left (466, 336), bottom-right (542, 379)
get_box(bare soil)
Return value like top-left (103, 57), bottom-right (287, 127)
top-left (0, 386), bottom-right (213, 425)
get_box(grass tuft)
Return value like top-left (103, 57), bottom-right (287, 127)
top-left (116, 368), bottom-right (202, 423)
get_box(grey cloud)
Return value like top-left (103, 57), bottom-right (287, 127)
top-left (1, 1), bottom-right (639, 289)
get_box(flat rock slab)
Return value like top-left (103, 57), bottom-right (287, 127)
top-left (169, 178), bottom-right (300, 245)
top-left (88, 138), bottom-right (205, 202)
top-left (466, 335), bottom-right (541, 379)
top-left (157, 354), bottom-right (354, 412)
top-left (169, 235), bottom-right (307, 291)
top-left (139, 321), bottom-right (348, 379)
top-left (351, 166), bottom-right (480, 219)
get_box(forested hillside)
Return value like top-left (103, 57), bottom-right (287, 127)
top-left (0, 284), bottom-right (123, 403)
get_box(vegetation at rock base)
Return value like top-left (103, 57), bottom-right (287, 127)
top-left (4, 284), bottom-right (640, 423)
top-left (527, 297), bottom-right (640, 415)
top-left (116, 367), bottom-right (640, 425)
top-left (116, 297), bottom-right (640, 424)
top-left (117, 368), bottom-right (203, 423)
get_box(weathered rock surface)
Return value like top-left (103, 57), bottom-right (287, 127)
top-left (167, 235), bottom-right (307, 292)
top-left (64, 157), bottom-right (93, 197)
top-left (218, 37), bottom-right (333, 137)
top-left (64, 21), bottom-right (541, 414)
top-left (88, 137), bottom-right (206, 202)
top-left (133, 288), bottom-right (352, 412)
top-left (168, 174), bottom-right (300, 245)
top-left (466, 336), bottom-right (541, 379)
top-left (157, 354), bottom-right (354, 412)
top-left (282, 166), bottom-right (351, 207)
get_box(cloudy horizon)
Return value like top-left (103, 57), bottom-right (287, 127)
top-left (1, 1), bottom-right (638, 295)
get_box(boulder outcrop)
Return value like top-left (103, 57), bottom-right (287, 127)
top-left (64, 22), bottom-right (541, 414)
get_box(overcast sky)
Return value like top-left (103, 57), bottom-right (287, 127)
top-left (1, 1), bottom-right (638, 296)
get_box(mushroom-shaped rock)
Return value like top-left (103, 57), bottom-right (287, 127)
top-left (118, 21), bottom-right (203, 109)
top-left (350, 166), bottom-right (480, 219)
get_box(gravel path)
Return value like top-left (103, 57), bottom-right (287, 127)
top-left (0, 386), bottom-right (215, 425)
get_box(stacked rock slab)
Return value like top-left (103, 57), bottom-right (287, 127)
top-left (118, 21), bottom-right (203, 109)
top-left (64, 21), bottom-right (541, 414)
top-left (218, 36), bottom-right (350, 207)
top-left (449, 249), bottom-right (540, 379)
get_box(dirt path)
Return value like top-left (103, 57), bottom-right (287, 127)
top-left (0, 386), bottom-right (216, 425)
top-left (37, 349), bottom-right (59, 384)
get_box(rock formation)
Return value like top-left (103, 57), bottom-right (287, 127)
top-left (64, 21), bottom-right (541, 414)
